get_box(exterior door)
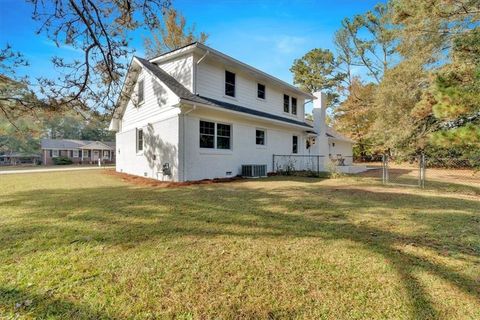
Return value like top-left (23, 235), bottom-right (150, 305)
top-left (92, 150), bottom-right (100, 161)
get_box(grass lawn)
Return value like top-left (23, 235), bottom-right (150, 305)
top-left (0, 170), bottom-right (479, 319)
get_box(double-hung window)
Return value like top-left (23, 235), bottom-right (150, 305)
top-left (137, 79), bottom-right (144, 104)
top-left (200, 120), bottom-right (231, 150)
top-left (137, 128), bottom-right (144, 152)
top-left (291, 97), bottom-right (297, 115)
top-left (283, 94), bottom-right (290, 113)
top-left (257, 83), bottom-right (265, 99)
top-left (292, 136), bottom-right (298, 154)
top-left (52, 150), bottom-right (59, 158)
top-left (72, 150), bottom-right (79, 158)
top-left (225, 71), bottom-right (236, 97)
top-left (256, 129), bottom-right (265, 145)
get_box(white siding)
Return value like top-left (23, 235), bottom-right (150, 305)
top-left (195, 56), bottom-right (306, 121)
top-left (329, 139), bottom-right (354, 165)
top-left (116, 115), bottom-right (180, 181)
top-left (120, 68), bottom-right (181, 132)
top-left (181, 108), bottom-right (311, 181)
top-left (156, 54), bottom-right (194, 91)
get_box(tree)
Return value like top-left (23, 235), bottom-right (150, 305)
top-left (290, 48), bottom-right (345, 106)
top-left (334, 78), bottom-right (377, 158)
top-left (144, 7), bottom-right (208, 58)
top-left (1, 0), bottom-right (171, 122)
top-left (339, 3), bottom-right (397, 84)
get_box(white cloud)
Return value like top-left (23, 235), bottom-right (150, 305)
top-left (274, 35), bottom-right (308, 54)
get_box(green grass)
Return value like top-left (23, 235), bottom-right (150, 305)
top-left (0, 170), bottom-right (479, 319)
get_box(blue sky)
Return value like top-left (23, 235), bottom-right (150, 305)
top-left (0, 0), bottom-right (380, 91)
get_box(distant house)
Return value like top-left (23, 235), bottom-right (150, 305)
top-left (40, 139), bottom-right (115, 165)
top-left (0, 152), bottom-right (41, 166)
top-left (109, 42), bottom-right (358, 181)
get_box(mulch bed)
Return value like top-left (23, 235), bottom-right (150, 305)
top-left (104, 170), bottom-right (244, 188)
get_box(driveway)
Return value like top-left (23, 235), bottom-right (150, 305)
top-left (0, 166), bottom-right (114, 175)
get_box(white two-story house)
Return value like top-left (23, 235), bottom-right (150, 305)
top-left (109, 42), bottom-right (354, 181)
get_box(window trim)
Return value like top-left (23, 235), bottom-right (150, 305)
top-left (199, 119), bottom-right (232, 151)
top-left (137, 78), bottom-right (145, 105)
top-left (255, 128), bottom-right (266, 146)
top-left (72, 150), bottom-right (79, 158)
top-left (52, 149), bottom-right (59, 158)
top-left (291, 97), bottom-right (297, 115)
top-left (283, 94), bottom-right (290, 113)
top-left (224, 70), bottom-right (236, 98)
top-left (292, 135), bottom-right (298, 154)
top-left (257, 83), bottom-right (266, 100)
top-left (136, 128), bottom-right (144, 153)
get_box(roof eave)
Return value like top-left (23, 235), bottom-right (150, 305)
top-left (180, 98), bottom-right (313, 131)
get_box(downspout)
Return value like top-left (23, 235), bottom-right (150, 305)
top-left (180, 105), bottom-right (196, 181)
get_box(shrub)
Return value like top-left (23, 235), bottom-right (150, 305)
top-left (53, 156), bottom-right (73, 165)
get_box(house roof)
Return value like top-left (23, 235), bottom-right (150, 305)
top-left (0, 152), bottom-right (40, 158)
top-left (149, 42), bottom-right (315, 99)
top-left (135, 57), bottom-right (313, 129)
top-left (326, 127), bottom-right (355, 143)
top-left (41, 139), bottom-right (115, 150)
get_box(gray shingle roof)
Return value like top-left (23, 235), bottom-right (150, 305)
top-left (41, 139), bottom-right (115, 149)
top-left (135, 57), bottom-right (313, 129)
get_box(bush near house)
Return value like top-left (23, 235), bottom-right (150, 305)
top-left (52, 156), bottom-right (73, 165)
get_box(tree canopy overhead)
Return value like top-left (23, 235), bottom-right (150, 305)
top-left (291, 0), bottom-right (480, 158)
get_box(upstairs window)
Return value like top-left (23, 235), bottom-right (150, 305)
top-left (283, 94), bottom-right (290, 113)
top-left (291, 97), bottom-right (297, 115)
top-left (292, 135), bottom-right (298, 154)
top-left (225, 71), bottom-right (236, 97)
top-left (256, 129), bottom-right (265, 145)
top-left (200, 120), bottom-right (232, 150)
top-left (137, 79), bottom-right (145, 104)
top-left (257, 83), bottom-right (265, 99)
top-left (137, 128), bottom-right (144, 152)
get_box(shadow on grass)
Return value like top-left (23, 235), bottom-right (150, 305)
top-left (0, 286), bottom-right (111, 319)
top-left (1, 182), bottom-right (479, 319)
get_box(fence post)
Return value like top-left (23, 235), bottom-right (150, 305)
top-left (272, 154), bottom-right (275, 174)
top-left (382, 154), bottom-right (385, 184)
top-left (420, 153), bottom-right (426, 189)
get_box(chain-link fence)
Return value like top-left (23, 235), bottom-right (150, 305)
top-left (272, 155), bottom-right (325, 176)
top-left (380, 154), bottom-right (479, 190)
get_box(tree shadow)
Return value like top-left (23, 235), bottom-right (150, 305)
top-left (143, 123), bottom-right (178, 180)
top-left (1, 181), bottom-right (479, 318)
top-left (0, 286), bottom-right (112, 319)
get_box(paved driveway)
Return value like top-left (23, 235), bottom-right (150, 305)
top-left (0, 166), bottom-right (114, 175)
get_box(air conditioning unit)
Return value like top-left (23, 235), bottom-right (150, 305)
top-left (241, 164), bottom-right (267, 178)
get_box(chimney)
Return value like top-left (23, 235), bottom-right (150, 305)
top-left (312, 91), bottom-right (327, 135)
top-left (311, 91), bottom-right (329, 157)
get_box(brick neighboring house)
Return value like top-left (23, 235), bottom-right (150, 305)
top-left (41, 139), bottom-right (115, 165)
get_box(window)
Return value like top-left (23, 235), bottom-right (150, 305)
top-left (199, 120), bottom-right (232, 150)
top-left (103, 150), bottom-right (109, 158)
top-left (257, 83), bottom-right (265, 99)
top-left (52, 150), bottom-right (59, 158)
top-left (225, 70), bottom-right (236, 97)
top-left (73, 150), bottom-right (79, 158)
top-left (216, 123), bottom-right (231, 149)
top-left (137, 128), bottom-right (144, 152)
top-left (256, 129), bottom-right (265, 145)
top-left (291, 97), bottom-right (297, 115)
top-left (283, 94), bottom-right (290, 113)
top-left (137, 79), bottom-right (144, 104)
top-left (200, 121), bottom-right (215, 148)
top-left (292, 136), bottom-right (298, 154)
